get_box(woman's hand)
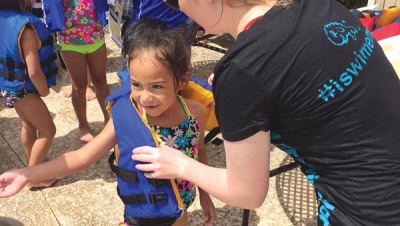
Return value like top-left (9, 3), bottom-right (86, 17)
top-left (200, 193), bottom-right (216, 226)
top-left (132, 143), bottom-right (190, 179)
top-left (0, 169), bottom-right (28, 198)
top-left (207, 73), bottom-right (214, 85)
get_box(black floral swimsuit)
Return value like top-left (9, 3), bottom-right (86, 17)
top-left (142, 96), bottom-right (199, 209)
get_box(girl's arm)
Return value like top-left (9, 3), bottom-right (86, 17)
top-left (20, 26), bottom-right (50, 97)
top-left (189, 100), bottom-right (216, 226)
top-left (188, 100), bottom-right (210, 194)
top-left (0, 120), bottom-right (117, 198)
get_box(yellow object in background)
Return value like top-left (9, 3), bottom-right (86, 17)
top-left (378, 35), bottom-right (400, 79)
top-left (376, 6), bottom-right (400, 26)
top-left (180, 81), bottom-right (218, 131)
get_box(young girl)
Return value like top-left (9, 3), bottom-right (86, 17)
top-left (57, 0), bottom-right (110, 143)
top-left (0, 18), bottom-right (216, 226)
top-left (0, 0), bottom-right (57, 188)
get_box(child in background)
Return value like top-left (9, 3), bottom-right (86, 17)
top-left (0, 0), bottom-right (57, 187)
top-left (0, 18), bottom-right (216, 226)
top-left (30, 0), bottom-right (96, 101)
top-left (62, 69), bottom-right (97, 101)
top-left (57, 0), bottom-right (110, 143)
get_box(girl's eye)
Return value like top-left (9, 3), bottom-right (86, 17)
top-left (152, 85), bottom-right (163, 89)
top-left (131, 82), bottom-right (141, 88)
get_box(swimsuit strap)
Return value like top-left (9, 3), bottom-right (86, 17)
top-left (140, 95), bottom-right (193, 124)
top-left (243, 15), bottom-right (264, 31)
top-left (177, 95), bottom-right (193, 118)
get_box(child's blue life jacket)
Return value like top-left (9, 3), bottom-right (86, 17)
top-left (94, 0), bottom-right (109, 27)
top-left (40, 0), bottom-right (65, 32)
top-left (0, 10), bottom-right (57, 92)
top-left (105, 82), bottom-right (184, 218)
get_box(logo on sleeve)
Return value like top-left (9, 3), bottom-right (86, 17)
top-left (324, 21), bottom-right (360, 46)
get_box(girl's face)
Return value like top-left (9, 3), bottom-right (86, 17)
top-left (128, 51), bottom-right (187, 118)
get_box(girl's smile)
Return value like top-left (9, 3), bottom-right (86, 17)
top-left (128, 51), bottom-right (187, 122)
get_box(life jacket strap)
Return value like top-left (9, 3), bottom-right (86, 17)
top-left (117, 187), bottom-right (148, 204)
top-left (148, 192), bottom-right (169, 205)
top-left (0, 57), bottom-right (27, 81)
top-left (0, 71), bottom-right (28, 81)
top-left (108, 153), bottom-right (140, 183)
top-left (0, 45), bottom-right (56, 82)
top-left (108, 152), bottom-right (171, 188)
top-left (0, 57), bottom-right (27, 70)
top-left (41, 36), bottom-right (54, 47)
top-left (117, 187), bottom-right (169, 205)
top-left (44, 63), bottom-right (58, 79)
top-left (148, 179), bottom-right (170, 188)
top-left (41, 53), bottom-right (58, 79)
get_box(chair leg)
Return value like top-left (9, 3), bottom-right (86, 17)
top-left (242, 209), bottom-right (250, 226)
top-left (204, 127), bottom-right (221, 144)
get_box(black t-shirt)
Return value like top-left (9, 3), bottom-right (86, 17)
top-left (213, 0), bottom-right (400, 225)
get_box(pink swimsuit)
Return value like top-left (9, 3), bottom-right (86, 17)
top-left (57, 0), bottom-right (104, 45)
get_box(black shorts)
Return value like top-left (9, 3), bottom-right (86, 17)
top-left (124, 211), bottom-right (177, 226)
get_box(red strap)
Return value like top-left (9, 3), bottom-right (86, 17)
top-left (243, 16), bottom-right (264, 31)
top-left (359, 17), bottom-right (376, 31)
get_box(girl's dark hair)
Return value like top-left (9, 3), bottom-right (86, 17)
top-left (123, 18), bottom-right (190, 87)
top-left (0, 0), bottom-right (30, 12)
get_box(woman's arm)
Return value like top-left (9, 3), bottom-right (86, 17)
top-left (180, 131), bottom-right (270, 209)
top-left (20, 26), bottom-right (50, 97)
top-left (0, 120), bottom-right (117, 197)
top-left (188, 100), bottom-right (209, 195)
top-left (187, 100), bottom-right (216, 225)
top-left (134, 129), bottom-right (271, 209)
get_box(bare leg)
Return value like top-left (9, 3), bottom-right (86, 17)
top-left (14, 93), bottom-right (56, 187)
top-left (85, 71), bottom-right (97, 101)
top-left (86, 43), bottom-right (109, 125)
top-left (63, 67), bottom-right (96, 101)
top-left (60, 50), bottom-right (93, 143)
top-left (172, 211), bottom-right (188, 226)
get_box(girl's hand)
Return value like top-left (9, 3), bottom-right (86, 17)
top-left (200, 194), bottom-right (216, 226)
top-left (132, 143), bottom-right (190, 179)
top-left (207, 73), bottom-right (214, 86)
top-left (0, 170), bottom-right (28, 198)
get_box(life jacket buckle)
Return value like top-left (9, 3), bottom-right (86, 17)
top-left (149, 192), bottom-right (168, 205)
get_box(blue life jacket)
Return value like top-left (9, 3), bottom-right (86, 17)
top-left (0, 10), bottom-right (57, 92)
top-left (94, 0), bottom-right (109, 27)
top-left (130, 0), bottom-right (187, 29)
top-left (105, 82), bottom-right (184, 218)
top-left (40, 0), bottom-right (65, 32)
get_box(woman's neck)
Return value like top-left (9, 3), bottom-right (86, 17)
top-left (227, 4), bottom-right (275, 38)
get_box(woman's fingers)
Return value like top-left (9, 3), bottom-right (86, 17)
top-left (207, 73), bottom-right (214, 85)
top-left (132, 145), bottom-right (187, 179)
top-left (132, 146), bottom-right (156, 155)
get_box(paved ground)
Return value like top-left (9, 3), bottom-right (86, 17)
top-left (0, 33), bottom-right (318, 226)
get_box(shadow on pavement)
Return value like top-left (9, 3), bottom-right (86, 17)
top-left (276, 156), bottom-right (318, 226)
